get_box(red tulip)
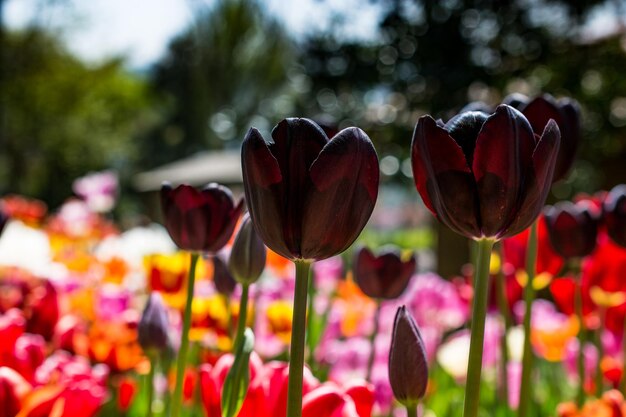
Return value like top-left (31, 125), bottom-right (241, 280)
top-left (117, 377), bottom-right (136, 412)
top-left (505, 93), bottom-right (581, 182)
top-left (544, 201), bottom-right (599, 259)
top-left (603, 184), bottom-right (626, 248)
top-left (26, 280), bottom-right (59, 341)
top-left (411, 104), bottom-right (560, 240)
top-left (353, 246), bottom-right (415, 299)
top-left (13, 333), bottom-right (46, 382)
top-left (301, 382), bottom-right (374, 417)
top-left (0, 367), bottom-right (31, 417)
top-left (160, 183), bottom-right (243, 252)
top-left (242, 118), bottom-right (379, 261)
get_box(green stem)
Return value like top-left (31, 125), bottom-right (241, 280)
top-left (406, 403), bottom-right (419, 417)
top-left (306, 269), bottom-right (316, 364)
top-left (286, 260), bottom-right (312, 417)
top-left (462, 238), bottom-right (495, 417)
top-left (518, 221), bottom-right (538, 417)
top-left (495, 243), bottom-right (510, 412)
top-left (366, 299), bottom-right (382, 382)
top-left (595, 306), bottom-right (605, 397)
top-left (233, 284), bottom-right (249, 351)
top-left (575, 274), bottom-right (585, 406)
top-left (171, 253), bottom-right (199, 417)
top-left (147, 354), bottom-right (156, 417)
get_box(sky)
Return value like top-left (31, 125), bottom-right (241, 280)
top-left (4, 0), bottom-right (383, 68)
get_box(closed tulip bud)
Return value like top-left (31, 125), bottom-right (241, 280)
top-left (212, 255), bottom-right (237, 296)
top-left (504, 93), bottom-right (581, 182)
top-left (388, 306), bottom-right (428, 407)
top-left (411, 104), bottom-right (560, 240)
top-left (354, 246), bottom-right (416, 299)
top-left (242, 118), bottom-right (379, 261)
top-left (160, 183), bottom-right (243, 252)
top-left (138, 292), bottom-right (172, 354)
top-left (228, 214), bottom-right (266, 285)
top-left (603, 185), bottom-right (626, 248)
top-left (544, 201), bottom-right (599, 259)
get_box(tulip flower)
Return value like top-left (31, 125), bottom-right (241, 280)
top-left (0, 366), bottom-right (31, 417)
top-left (411, 104), bottom-right (560, 417)
top-left (160, 182), bottom-right (242, 417)
top-left (353, 245), bottom-right (416, 381)
top-left (504, 93), bottom-right (581, 182)
top-left (353, 246), bottom-right (415, 300)
top-left (160, 183), bottom-right (242, 253)
top-left (242, 118), bottom-right (379, 417)
top-left (544, 201), bottom-right (599, 259)
top-left (411, 104), bottom-right (560, 241)
top-left (241, 118), bottom-right (379, 262)
top-left (603, 185), bottom-right (626, 248)
top-left (388, 306), bottom-right (428, 414)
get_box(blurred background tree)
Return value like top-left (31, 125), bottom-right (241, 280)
top-left (138, 0), bottom-right (296, 169)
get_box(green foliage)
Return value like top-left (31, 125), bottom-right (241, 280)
top-left (0, 28), bottom-right (153, 207)
top-left (221, 328), bottom-right (255, 417)
top-left (141, 0), bottom-right (296, 169)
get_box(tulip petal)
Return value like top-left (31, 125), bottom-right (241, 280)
top-left (554, 98), bottom-right (581, 181)
top-left (411, 115), bottom-right (480, 238)
top-left (345, 383), bottom-right (375, 417)
top-left (500, 120), bottom-right (560, 238)
top-left (242, 128), bottom-right (293, 259)
top-left (302, 385), bottom-right (345, 417)
top-left (520, 95), bottom-right (564, 138)
top-left (473, 105), bottom-right (536, 237)
top-left (201, 183), bottom-right (243, 252)
top-left (301, 127), bottom-right (379, 260)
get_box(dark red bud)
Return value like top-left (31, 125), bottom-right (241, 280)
top-left (212, 255), bottom-right (237, 296)
top-left (138, 292), bottom-right (172, 354)
top-left (160, 183), bottom-right (243, 252)
top-left (544, 201), bottom-right (599, 258)
top-left (353, 246), bottom-right (415, 299)
top-left (388, 305), bottom-right (428, 407)
top-left (228, 214), bottom-right (266, 285)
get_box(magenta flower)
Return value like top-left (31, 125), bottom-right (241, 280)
top-left (73, 170), bottom-right (119, 213)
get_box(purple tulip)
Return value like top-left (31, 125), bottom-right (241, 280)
top-left (411, 104), bottom-right (560, 240)
top-left (212, 255), bottom-right (237, 296)
top-left (353, 246), bottom-right (416, 299)
top-left (242, 118), bottom-right (379, 261)
top-left (544, 201), bottom-right (599, 259)
top-left (160, 183), bottom-right (242, 252)
top-left (138, 292), bottom-right (172, 354)
top-left (505, 93), bottom-right (581, 182)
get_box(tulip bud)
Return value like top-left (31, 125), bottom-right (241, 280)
top-left (160, 183), bottom-right (243, 252)
top-left (228, 214), bottom-right (266, 285)
top-left (353, 246), bottom-right (416, 299)
top-left (388, 306), bottom-right (428, 407)
top-left (603, 184), bottom-right (626, 248)
top-left (138, 292), bottom-right (172, 355)
top-left (212, 255), bottom-right (237, 296)
top-left (544, 201), bottom-right (599, 259)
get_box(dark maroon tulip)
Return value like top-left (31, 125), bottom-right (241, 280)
top-left (411, 104), bottom-right (561, 240)
top-left (388, 305), bottom-right (428, 407)
top-left (604, 185), bottom-right (626, 248)
top-left (212, 255), bottom-right (237, 296)
top-left (544, 201), bottom-right (599, 259)
top-left (353, 246), bottom-right (416, 299)
top-left (504, 93), bottom-right (581, 182)
top-left (242, 118), bottom-right (380, 261)
top-left (228, 214), bottom-right (266, 285)
top-left (160, 183), bottom-right (243, 252)
top-left (138, 292), bottom-right (172, 354)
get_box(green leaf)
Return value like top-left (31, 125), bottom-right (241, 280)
top-left (221, 328), bottom-right (255, 417)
